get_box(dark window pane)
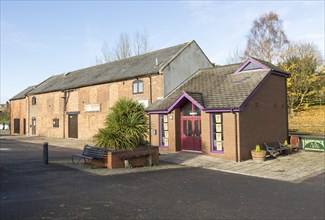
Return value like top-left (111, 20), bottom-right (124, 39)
top-left (242, 62), bottom-right (261, 71)
top-left (188, 120), bottom-right (192, 136)
top-left (53, 119), bottom-right (59, 128)
top-left (183, 120), bottom-right (187, 136)
top-left (160, 116), bottom-right (164, 138)
top-left (194, 120), bottom-right (199, 136)
top-left (194, 105), bottom-right (201, 116)
top-left (182, 103), bottom-right (192, 116)
top-left (32, 97), bottom-right (36, 105)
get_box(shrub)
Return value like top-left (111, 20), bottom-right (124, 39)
top-left (93, 98), bottom-right (148, 150)
top-left (253, 144), bottom-right (265, 152)
top-left (255, 144), bottom-right (261, 152)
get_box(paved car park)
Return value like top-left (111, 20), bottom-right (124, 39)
top-left (2, 135), bottom-right (324, 182)
top-left (1, 137), bottom-right (324, 219)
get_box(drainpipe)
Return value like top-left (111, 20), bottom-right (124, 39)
top-left (148, 76), bottom-right (153, 145)
top-left (62, 91), bottom-right (68, 138)
top-left (285, 78), bottom-right (289, 141)
top-left (27, 96), bottom-right (30, 136)
top-left (61, 89), bottom-right (73, 138)
top-left (231, 109), bottom-right (239, 162)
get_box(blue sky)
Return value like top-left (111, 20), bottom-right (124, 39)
top-left (1, 1), bottom-right (324, 103)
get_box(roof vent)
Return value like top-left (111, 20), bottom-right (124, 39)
top-left (155, 58), bottom-right (159, 66)
top-left (63, 72), bottom-right (70, 77)
top-left (232, 76), bottom-right (251, 84)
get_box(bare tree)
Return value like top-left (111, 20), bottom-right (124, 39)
top-left (226, 46), bottom-right (247, 64)
top-left (114, 32), bottom-right (132, 60)
top-left (133, 30), bottom-right (151, 55)
top-left (96, 42), bottom-right (112, 64)
top-left (244, 11), bottom-right (289, 64)
top-left (96, 30), bottom-right (152, 64)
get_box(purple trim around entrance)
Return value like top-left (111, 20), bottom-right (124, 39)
top-left (209, 113), bottom-right (224, 154)
top-left (234, 58), bottom-right (269, 74)
top-left (169, 92), bottom-right (205, 111)
top-left (148, 92), bottom-right (204, 114)
top-left (159, 114), bottom-right (169, 148)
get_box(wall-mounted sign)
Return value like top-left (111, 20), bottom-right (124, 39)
top-left (84, 104), bottom-right (100, 112)
top-left (302, 137), bottom-right (325, 152)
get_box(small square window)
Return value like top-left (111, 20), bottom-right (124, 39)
top-left (53, 119), bottom-right (59, 128)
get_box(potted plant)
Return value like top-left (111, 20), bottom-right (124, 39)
top-left (93, 98), bottom-right (159, 169)
top-left (251, 144), bottom-right (266, 162)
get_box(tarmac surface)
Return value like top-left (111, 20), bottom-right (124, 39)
top-left (1, 135), bottom-right (324, 183)
top-left (1, 137), bottom-right (324, 219)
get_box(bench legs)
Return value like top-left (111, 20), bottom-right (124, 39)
top-left (71, 156), bottom-right (87, 165)
top-left (148, 155), bottom-right (152, 166)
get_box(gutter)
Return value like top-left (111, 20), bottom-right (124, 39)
top-left (27, 96), bottom-right (30, 136)
top-left (149, 76), bottom-right (153, 145)
top-left (61, 89), bottom-right (73, 138)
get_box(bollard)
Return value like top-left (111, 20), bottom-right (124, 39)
top-left (43, 142), bottom-right (48, 164)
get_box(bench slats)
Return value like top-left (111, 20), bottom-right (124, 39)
top-left (264, 141), bottom-right (289, 157)
top-left (72, 145), bottom-right (105, 167)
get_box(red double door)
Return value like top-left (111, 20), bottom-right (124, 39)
top-left (181, 103), bottom-right (202, 151)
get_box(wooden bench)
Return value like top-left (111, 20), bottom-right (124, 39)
top-left (264, 141), bottom-right (289, 158)
top-left (120, 153), bottom-right (153, 168)
top-left (72, 145), bottom-right (106, 167)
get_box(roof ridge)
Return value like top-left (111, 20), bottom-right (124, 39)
top-left (53, 41), bottom-right (190, 77)
top-left (204, 62), bottom-right (243, 70)
top-left (158, 41), bottom-right (193, 73)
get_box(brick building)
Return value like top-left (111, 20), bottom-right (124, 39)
top-left (10, 41), bottom-right (290, 161)
top-left (10, 41), bottom-right (212, 140)
top-left (147, 58), bottom-right (290, 161)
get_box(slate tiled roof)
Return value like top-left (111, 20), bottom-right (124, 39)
top-left (28, 42), bottom-right (190, 95)
top-left (147, 63), bottom-right (271, 112)
top-left (10, 86), bottom-right (36, 101)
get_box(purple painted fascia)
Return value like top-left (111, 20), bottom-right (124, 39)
top-left (148, 91), bottom-right (205, 114)
top-left (148, 110), bottom-right (169, 114)
top-left (238, 71), bottom-right (272, 111)
top-left (205, 109), bottom-right (240, 113)
top-left (234, 58), bottom-right (269, 74)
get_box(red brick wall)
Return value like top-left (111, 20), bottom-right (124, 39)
top-left (19, 74), bottom-right (164, 140)
top-left (238, 74), bottom-right (288, 161)
top-left (10, 98), bottom-right (27, 135)
top-left (105, 146), bottom-right (159, 169)
top-left (201, 112), bottom-right (238, 160)
top-left (28, 91), bottom-right (64, 137)
top-left (150, 114), bottom-right (160, 147)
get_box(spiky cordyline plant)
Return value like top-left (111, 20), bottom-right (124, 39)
top-left (93, 98), bottom-right (148, 150)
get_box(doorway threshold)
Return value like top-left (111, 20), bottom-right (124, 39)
top-left (181, 150), bottom-right (202, 154)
